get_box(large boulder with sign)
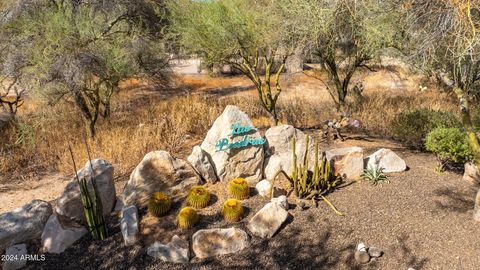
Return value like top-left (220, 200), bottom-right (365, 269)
top-left (200, 105), bottom-right (265, 184)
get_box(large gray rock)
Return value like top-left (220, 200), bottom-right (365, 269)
top-left (120, 205), bottom-right (139, 246)
top-left (366, 148), bottom-right (406, 173)
top-left (147, 235), bottom-right (190, 263)
top-left (200, 105), bottom-right (264, 184)
top-left (56, 159), bottom-right (115, 224)
top-left (464, 162), bottom-right (480, 185)
top-left (326, 147), bottom-right (364, 180)
top-left (41, 214), bottom-right (87, 254)
top-left (2, 244), bottom-right (27, 270)
top-left (187, 145), bottom-right (218, 183)
top-left (263, 125), bottom-right (315, 181)
top-left (247, 202), bottom-right (289, 238)
top-left (192, 228), bottom-right (250, 259)
top-left (121, 151), bottom-right (202, 207)
top-left (0, 200), bottom-right (52, 252)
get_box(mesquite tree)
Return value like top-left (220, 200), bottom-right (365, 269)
top-left (168, 0), bottom-right (299, 125)
top-left (279, 0), bottom-right (405, 111)
top-left (0, 0), bottom-right (169, 137)
top-left (406, 0), bottom-right (480, 165)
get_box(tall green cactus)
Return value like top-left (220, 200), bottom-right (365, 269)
top-left (272, 135), bottom-right (343, 215)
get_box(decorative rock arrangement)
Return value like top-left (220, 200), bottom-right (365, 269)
top-left (56, 159), bottom-right (116, 224)
top-left (120, 151), bottom-right (202, 207)
top-left (0, 200), bottom-right (52, 252)
top-left (247, 198), bottom-right (289, 238)
top-left (199, 105), bottom-right (265, 184)
top-left (354, 243), bottom-right (384, 264)
top-left (263, 125), bottom-right (315, 181)
top-left (365, 148), bottom-right (407, 173)
top-left (3, 244), bottom-right (28, 270)
top-left (120, 205), bottom-right (139, 246)
top-left (192, 228), bottom-right (250, 259)
top-left (147, 235), bottom-right (190, 263)
top-left (41, 214), bottom-right (87, 254)
top-left (326, 147), bottom-right (364, 180)
top-left (188, 145), bottom-right (218, 183)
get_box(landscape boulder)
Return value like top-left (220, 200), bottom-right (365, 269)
top-left (41, 214), bottom-right (87, 254)
top-left (187, 145), bottom-right (218, 183)
top-left (0, 200), bottom-right (52, 252)
top-left (200, 105), bottom-right (264, 184)
top-left (192, 227), bottom-right (250, 259)
top-left (2, 244), bottom-right (27, 270)
top-left (263, 125), bottom-right (315, 181)
top-left (147, 235), bottom-right (190, 263)
top-left (247, 201), bottom-right (289, 238)
top-left (463, 162), bottom-right (480, 185)
top-left (474, 189), bottom-right (480, 222)
top-left (121, 151), bottom-right (202, 207)
top-left (326, 147), bottom-right (364, 180)
top-left (365, 148), bottom-right (406, 173)
top-left (56, 159), bottom-right (115, 224)
top-left (120, 205), bottom-right (139, 246)
top-left (270, 195), bottom-right (289, 211)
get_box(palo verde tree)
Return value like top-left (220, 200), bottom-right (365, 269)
top-left (0, 0), bottom-right (169, 137)
top-left (406, 0), bottom-right (480, 166)
top-left (168, 0), bottom-right (299, 125)
top-left (280, 0), bottom-right (405, 112)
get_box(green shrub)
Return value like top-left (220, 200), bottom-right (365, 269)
top-left (392, 109), bottom-right (461, 149)
top-left (425, 127), bottom-right (473, 168)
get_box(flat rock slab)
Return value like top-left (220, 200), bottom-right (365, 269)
top-left (326, 147), bottom-right (364, 180)
top-left (192, 227), bottom-right (250, 259)
top-left (366, 148), bottom-right (406, 173)
top-left (200, 105), bottom-right (264, 184)
top-left (0, 200), bottom-right (52, 252)
top-left (147, 235), bottom-right (190, 263)
top-left (56, 159), bottom-right (116, 224)
top-left (41, 214), bottom-right (87, 254)
top-left (2, 244), bottom-right (27, 270)
top-left (247, 202), bottom-right (289, 238)
top-left (121, 151), bottom-right (202, 207)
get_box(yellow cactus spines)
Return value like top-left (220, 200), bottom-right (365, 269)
top-left (227, 178), bottom-right (249, 200)
top-left (186, 186), bottom-right (211, 208)
top-left (148, 192), bottom-right (172, 217)
top-left (177, 207), bottom-right (199, 229)
top-left (222, 199), bottom-right (244, 222)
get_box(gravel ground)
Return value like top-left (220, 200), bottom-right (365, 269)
top-left (19, 137), bottom-right (480, 270)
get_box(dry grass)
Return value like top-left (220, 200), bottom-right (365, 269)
top-left (0, 73), bottom-right (460, 183)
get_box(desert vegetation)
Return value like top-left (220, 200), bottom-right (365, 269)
top-left (1, 0), bottom-right (480, 269)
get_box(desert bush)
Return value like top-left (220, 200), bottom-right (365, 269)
top-left (391, 109), bottom-right (461, 149)
top-left (425, 127), bottom-right (473, 169)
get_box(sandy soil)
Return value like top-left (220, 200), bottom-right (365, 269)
top-left (16, 136), bottom-right (480, 270)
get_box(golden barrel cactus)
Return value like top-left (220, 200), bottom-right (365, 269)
top-left (186, 186), bottom-right (210, 208)
top-left (148, 192), bottom-right (172, 217)
top-left (177, 207), bottom-right (199, 229)
top-left (227, 178), bottom-right (249, 200)
top-left (222, 199), bottom-right (244, 222)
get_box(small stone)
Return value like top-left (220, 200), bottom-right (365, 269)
top-left (3, 244), bottom-right (27, 270)
top-left (256, 179), bottom-right (272, 197)
top-left (355, 250), bottom-right (370, 264)
top-left (357, 242), bottom-right (367, 252)
top-left (247, 202), bottom-right (289, 238)
top-left (192, 228), bottom-right (249, 259)
top-left (271, 195), bottom-right (288, 210)
top-left (368, 247), bottom-right (383, 258)
top-left (120, 205), bottom-right (139, 246)
top-left (147, 235), bottom-right (190, 263)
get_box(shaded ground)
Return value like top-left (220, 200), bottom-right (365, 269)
top-left (19, 137), bottom-right (480, 270)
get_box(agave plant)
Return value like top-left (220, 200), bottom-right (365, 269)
top-left (361, 165), bottom-right (389, 185)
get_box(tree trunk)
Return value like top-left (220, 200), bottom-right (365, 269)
top-left (454, 87), bottom-right (480, 167)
